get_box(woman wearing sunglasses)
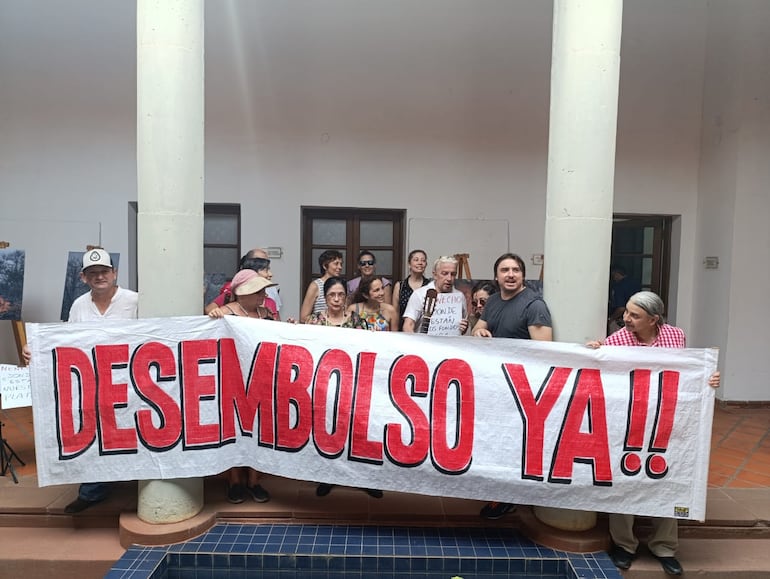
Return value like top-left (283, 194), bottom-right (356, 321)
top-left (346, 250), bottom-right (392, 305)
top-left (466, 280), bottom-right (498, 335)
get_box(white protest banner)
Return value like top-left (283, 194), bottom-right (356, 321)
top-left (427, 292), bottom-right (465, 336)
top-left (27, 316), bottom-right (717, 520)
top-left (0, 364), bottom-right (31, 408)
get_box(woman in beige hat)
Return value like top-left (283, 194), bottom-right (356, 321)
top-left (208, 268), bottom-right (277, 503)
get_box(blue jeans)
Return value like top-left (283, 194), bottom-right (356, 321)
top-left (78, 482), bottom-right (109, 502)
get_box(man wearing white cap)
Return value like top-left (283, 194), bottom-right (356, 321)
top-left (64, 248), bottom-right (138, 513)
top-left (68, 248), bottom-right (138, 322)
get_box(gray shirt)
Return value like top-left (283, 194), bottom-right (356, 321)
top-left (480, 286), bottom-right (551, 339)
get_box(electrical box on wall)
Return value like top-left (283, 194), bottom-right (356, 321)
top-left (266, 247), bottom-right (283, 259)
top-left (704, 256), bottom-right (719, 269)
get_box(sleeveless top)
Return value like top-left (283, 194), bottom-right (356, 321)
top-left (355, 304), bottom-right (389, 331)
top-left (312, 278), bottom-right (326, 314)
top-left (397, 276), bottom-right (430, 329)
top-left (305, 310), bottom-right (367, 329)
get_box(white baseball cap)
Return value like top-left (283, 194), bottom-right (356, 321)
top-left (81, 249), bottom-right (113, 271)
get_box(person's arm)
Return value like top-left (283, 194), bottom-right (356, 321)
top-left (472, 319), bottom-right (492, 338)
top-left (529, 325), bottom-right (553, 341)
top-left (391, 280), bottom-right (401, 310)
top-left (299, 282), bottom-right (319, 323)
top-left (401, 287), bottom-right (424, 333)
top-left (402, 317), bottom-right (416, 333)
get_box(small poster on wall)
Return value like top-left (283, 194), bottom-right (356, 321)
top-left (60, 250), bottom-right (120, 321)
top-left (0, 248), bottom-right (26, 321)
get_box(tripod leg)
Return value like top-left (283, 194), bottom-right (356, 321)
top-left (2, 439), bottom-right (25, 466)
top-left (0, 441), bottom-right (19, 484)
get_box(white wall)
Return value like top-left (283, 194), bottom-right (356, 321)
top-left (1, 1), bottom-right (761, 400)
top-left (694, 1), bottom-right (770, 401)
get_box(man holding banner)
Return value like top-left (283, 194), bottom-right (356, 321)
top-left (588, 290), bottom-right (720, 576)
top-left (64, 248), bottom-right (138, 513)
top-left (472, 252), bottom-right (553, 519)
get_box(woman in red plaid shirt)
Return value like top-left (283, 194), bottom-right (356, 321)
top-left (587, 290), bottom-right (720, 576)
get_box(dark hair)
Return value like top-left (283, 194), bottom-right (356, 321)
top-left (408, 249), bottom-right (427, 261)
top-left (352, 276), bottom-right (382, 304)
top-left (323, 276), bottom-right (347, 297)
top-left (318, 250), bottom-right (343, 273)
top-left (240, 257), bottom-right (271, 272)
top-left (493, 253), bottom-right (526, 279)
top-left (472, 280), bottom-right (498, 297)
top-left (357, 250), bottom-right (376, 263)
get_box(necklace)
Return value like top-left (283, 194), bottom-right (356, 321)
top-left (325, 310), bottom-right (345, 326)
top-left (236, 302), bottom-right (266, 319)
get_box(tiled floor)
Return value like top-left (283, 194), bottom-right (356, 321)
top-left (109, 523), bottom-right (623, 579)
top-left (708, 403), bottom-right (770, 488)
top-left (3, 403), bottom-right (769, 491)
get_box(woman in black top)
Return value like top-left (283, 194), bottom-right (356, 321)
top-left (391, 249), bottom-right (430, 330)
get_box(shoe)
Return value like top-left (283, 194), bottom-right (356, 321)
top-left (227, 484), bottom-right (246, 504)
top-left (363, 488), bottom-right (383, 499)
top-left (316, 483), bottom-right (334, 497)
top-left (479, 501), bottom-right (515, 519)
top-left (64, 497), bottom-right (100, 514)
top-left (608, 544), bottom-right (635, 570)
top-left (247, 484), bottom-right (270, 503)
top-left (652, 554), bottom-right (682, 576)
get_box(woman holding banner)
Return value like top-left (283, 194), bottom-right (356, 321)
top-left (304, 277), bottom-right (366, 328)
top-left (306, 277), bottom-right (383, 498)
top-left (588, 291), bottom-right (720, 576)
top-left (208, 269), bottom-right (277, 503)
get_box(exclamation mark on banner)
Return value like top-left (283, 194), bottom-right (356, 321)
top-left (620, 369), bottom-right (650, 476)
top-left (645, 370), bottom-right (680, 479)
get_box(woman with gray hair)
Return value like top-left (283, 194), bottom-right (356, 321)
top-left (587, 290), bottom-right (720, 575)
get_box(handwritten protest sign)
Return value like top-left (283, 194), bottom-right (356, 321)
top-left (27, 316), bottom-right (717, 520)
top-left (0, 364), bottom-right (31, 408)
top-left (427, 292), bottom-right (465, 336)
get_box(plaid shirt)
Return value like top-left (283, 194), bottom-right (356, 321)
top-left (604, 323), bottom-right (686, 349)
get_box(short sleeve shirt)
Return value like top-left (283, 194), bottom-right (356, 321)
top-left (480, 287), bottom-right (552, 339)
top-left (604, 324), bottom-right (686, 349)
top-left (403, 282), bottom-right (467, 332)
top-left (68, 286), bottom-right (138, 322)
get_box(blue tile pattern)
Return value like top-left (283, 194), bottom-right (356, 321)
top-left (107, 524), bottom-right (622, 579)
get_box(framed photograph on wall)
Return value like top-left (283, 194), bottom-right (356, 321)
top-left (0, 248), bottom-right (26, 321)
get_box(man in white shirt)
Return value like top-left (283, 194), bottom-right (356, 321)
top-left (402, 255), bottom-right (468, 335)
top-left (65, 248), bottom-right (138, 512)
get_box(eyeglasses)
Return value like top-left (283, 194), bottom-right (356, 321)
top-left (359, 260), bottom-right (375, 266)
top-left (472, 298), bottom-right (487, 307)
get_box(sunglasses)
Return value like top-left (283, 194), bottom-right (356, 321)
top-left (472, 298), bottom-right (487, 307)
top-left (359, 260), bottom-right (375, 266)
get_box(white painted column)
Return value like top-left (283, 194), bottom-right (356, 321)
top-left (136, 0), bottom-right (205, 524)
top-left (538, 0), bottom-right (623, 531)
